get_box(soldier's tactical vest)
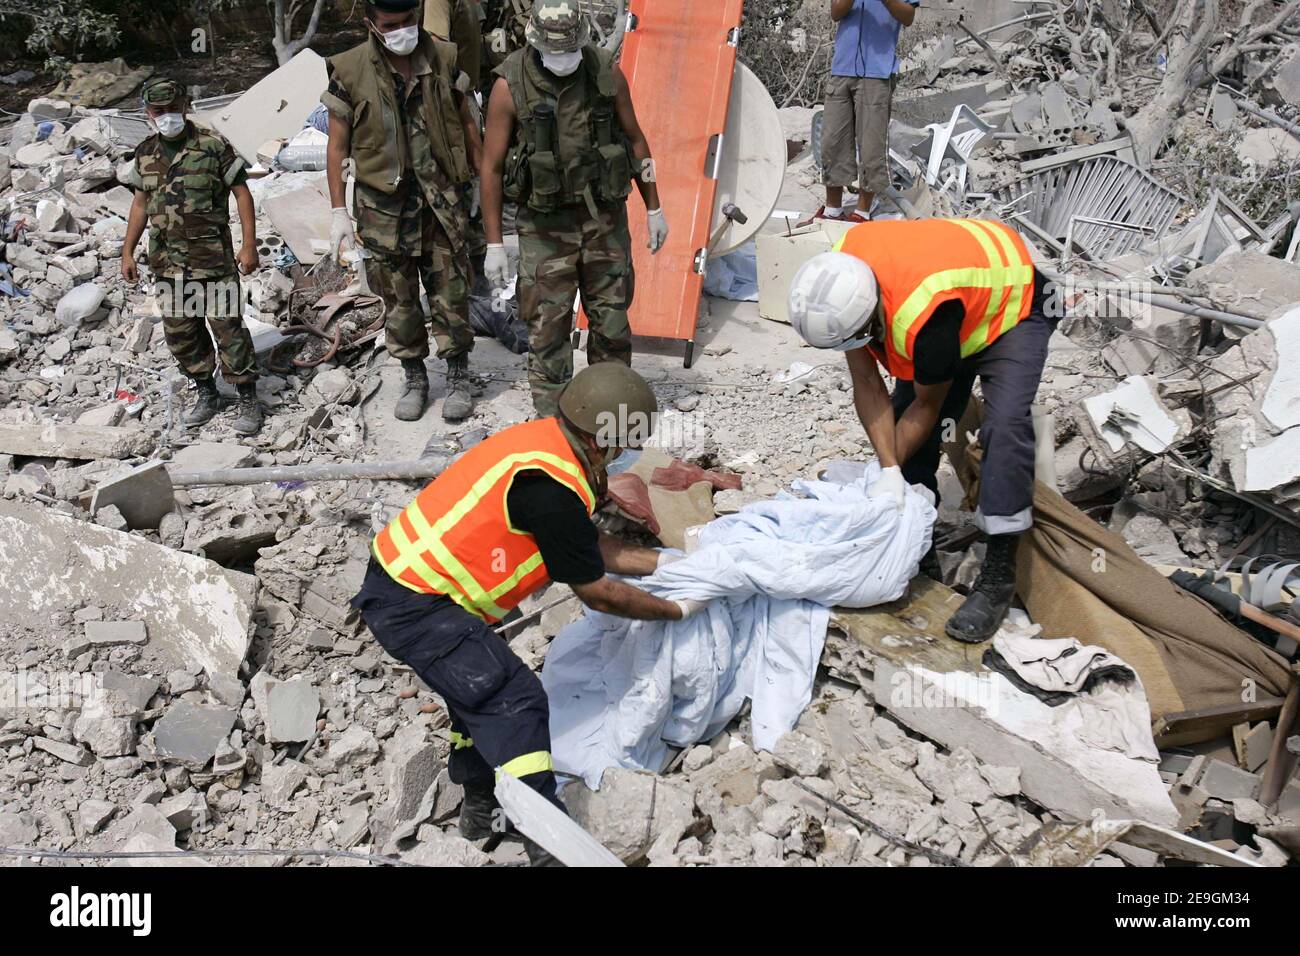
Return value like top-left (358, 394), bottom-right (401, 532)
top-left (327, 33), bottom-right (472, 201)
top-left (497, 44), bottom-right (634, 215)
top-left (135, 125), bottom-right (236, 279)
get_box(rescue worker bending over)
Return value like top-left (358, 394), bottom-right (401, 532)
top-left (350, 363), bottom-right (704, 866)
top-left (788, 217), bottom-right (1060, 643)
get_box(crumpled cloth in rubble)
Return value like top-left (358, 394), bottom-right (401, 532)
top-left (543, 461), bottom-right (935, 789)
top-left (984, 626), bottom-right (1159, 763)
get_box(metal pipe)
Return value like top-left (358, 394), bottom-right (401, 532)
top-left (1038, 270), bottom-right (1267, 329)
top-left (170, 457), bottom-right (451, 487)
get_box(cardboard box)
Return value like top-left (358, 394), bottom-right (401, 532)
top-left (756, 219), bottom-right (855, 324)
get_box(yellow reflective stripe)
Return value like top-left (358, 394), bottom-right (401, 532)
top-left (949, 219), bottom-right (1007, 356)
top-left (384, 450), bottom-right (591, 619)
top-left (891, 267), bottom-right (988, 359)
top-left (968, 219), bottom-right (1031, 344)
top-left (373, 536), bottom-right (486, 620)
top-left (496, 751), bottom-right (554, 780)
top-left (832, 231), bottom-right (848, 252)
top-left (486, 550), bottom-right (545, 601)
top-left (450, 732), bottom-right (474, 750)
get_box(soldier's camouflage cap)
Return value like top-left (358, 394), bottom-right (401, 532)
top-left (141, 78), bottom-right (183, 107)
top-left (525, 1), bottom-right (591, 54)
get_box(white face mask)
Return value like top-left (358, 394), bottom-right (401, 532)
top-left (541, 49), bottom-right (583, 76)
top-left (378, 25), bottom-right (419, 56)
top-left (153, 113), bottom-right (186, 139)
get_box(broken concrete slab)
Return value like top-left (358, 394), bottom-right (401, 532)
top-left (263, 759), bottom-right (310, 809)
top-left (201, 49), bottom-right (328, 165)
top-left (168, 441), bottom-right (258, 473)
top-left (0, 500), bottom-right (255, 679)
top-left (0, 422), bottom-right (151, 460)
top-left (89, 461), bottom-right (175, 531)
top-left (1259, 307), bottom-right (1300, 432)
top-left (83, 621), bottom-right (148, 647)
top-left (1200, 759), bottom-right (1261, 801)
top-left (495, 771), bottom-right (622, 867)
top-left (1082, 375), bottom-right (1187, 455)
top-left (262, 676), bottom-right (320, 744)
top-left (153, 702), bottom-right (238, 770)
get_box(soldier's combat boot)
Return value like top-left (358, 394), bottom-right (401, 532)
top-left (232, 382), bottom-right (263, 436)
top-left (184, 377), bottom-right (221, 427)
top-left (945, 534), bottom-right (1019, 643)
top-left (394, 358), bottom-right (429, 421)
top-left (442, 355), bottom-right (474, 422)
top-left (459, 782), bottom-right (500, 841)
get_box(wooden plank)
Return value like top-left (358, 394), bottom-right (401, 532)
top-left (830, 575), bottom-right (983, 676)
top-left (1152, 698), bottom-right (1285, 749)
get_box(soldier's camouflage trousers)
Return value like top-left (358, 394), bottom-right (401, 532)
top-left (365, 223), bottom-right (472, 363)
top-left (159, 273), bottom-right (257, 385)
top-left (517, 201), bottom-right (633, 417)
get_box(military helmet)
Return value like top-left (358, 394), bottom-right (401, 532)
top-left (558, 363), bottom-right (658, 448)
top-left (140, 78), bottom-right (184, 108)
top-left (525, 1), bottom-right (591, 54)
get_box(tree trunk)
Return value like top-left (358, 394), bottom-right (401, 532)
top-left (271, 0), bottom-right (328, 64)
top-left (1125, 0), bottom-right (1219, 164)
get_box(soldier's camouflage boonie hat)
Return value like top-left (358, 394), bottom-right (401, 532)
top-left (525, 1), bottom-right (591, 54)
top-left (140, 78), bottom-right (183, 107)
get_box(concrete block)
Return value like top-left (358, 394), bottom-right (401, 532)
top-left (0, 422), bottom-right (150, 460)
top-left (1200, 759), bottom-right (1260, 801)
top-left (84, 621), bottom-right (148, 646)
top-left (0, 500), bottom-right (255, 679)
top-left (90, 461), bottom-right (175, 530)
top-left (261, 676), bottom-right (320, 744)
top-left (154, 703), bottom-right (238, 771)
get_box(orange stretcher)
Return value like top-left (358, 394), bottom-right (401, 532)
top-left (576, 0), bottom-right (745, 368)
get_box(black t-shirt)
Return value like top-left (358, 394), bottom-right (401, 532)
top-left (505, 471), bottom-right (605, 586)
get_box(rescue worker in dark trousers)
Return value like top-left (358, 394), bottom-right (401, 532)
top-left (788, 218), bottom-right (1061, 643)
top-left (122, 78), bottom-right (263, 436)
top-left (480, 0), bottom-right (667, 417)
top-left (351, 364), bottom-right (705, 866)
top-left (323, 0), bottom-right (484, 423)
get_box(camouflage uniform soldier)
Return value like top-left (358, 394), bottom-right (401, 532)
top-left (481, 1), bottom-right (667, 417)
top-left (121, 78), bottom-right (263, 436)
top-left (323, 0), bottom-right (484, 422)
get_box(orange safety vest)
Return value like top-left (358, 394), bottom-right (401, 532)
top-left (833, 218), bottom-right (1036, 381)
top-left (371, 418), bottom-right (597, 623)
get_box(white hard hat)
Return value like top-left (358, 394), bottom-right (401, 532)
top-left (787, 251), bottom-right (879, 351)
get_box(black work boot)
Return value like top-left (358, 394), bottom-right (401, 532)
top-left (184, 376), bottom-right (221, 427)
top-left (523, 836), bottom-right (565, 867)
top-left (459, 782), bottom-right (500, 841)
top-left (232, 382), bottom-right (263, 436)
top-left (945, 534), bottom-right (1019, 643)
top-left (442, 354), bottom-right (474, 422)
top-left (394, 358), bottom-right (429, 421)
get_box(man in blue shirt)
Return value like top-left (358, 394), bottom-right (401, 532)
top-left (818, 0), bottom-right (918, 221)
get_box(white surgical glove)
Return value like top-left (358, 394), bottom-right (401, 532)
top-left (485, 243), bottom-right (511, 287)
top-left (330, 207), bottom-right (356, 266)
top-left (868, 465), bottom-right (907, 515)
top-left (673, 598), bottom-right (708, 620)
top-left (656, 551), bottom-right (685, 570)
top-left (646, 207), bottom-right (668, 253)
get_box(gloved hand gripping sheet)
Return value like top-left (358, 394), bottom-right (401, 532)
top-left (543, 462), bottom-right (935, 788)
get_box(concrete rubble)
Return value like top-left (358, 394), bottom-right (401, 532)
top-left (0, 1), bottom-right (1298, 870)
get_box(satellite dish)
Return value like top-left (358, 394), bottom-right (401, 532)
top-left (710, 61), bottom-right (786, 257)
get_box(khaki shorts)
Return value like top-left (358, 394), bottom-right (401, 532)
top-left (822, 75), bottom-right (895, 195)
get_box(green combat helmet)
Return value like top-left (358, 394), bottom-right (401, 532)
top-left (558, 362), bottom-right (658, 448)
